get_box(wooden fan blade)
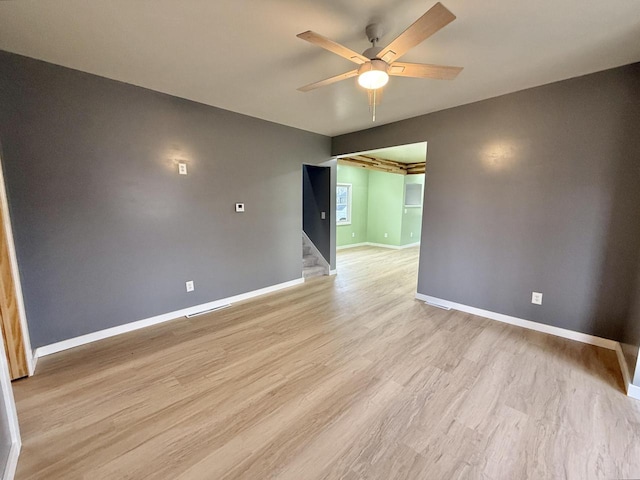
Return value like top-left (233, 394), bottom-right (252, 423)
top-left (297, 31), bottom-right (369, 65)
top-left (377, 2), bottom-right (456, 64)
top-left (389, 62), bottom-right (463, 80)
top-left (298, 69), bottom-right (359, 92)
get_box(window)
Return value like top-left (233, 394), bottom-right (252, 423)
top-left (404, 183), bottom-right (423, 207)
top-left (336, 183), bottom-right (352, 225)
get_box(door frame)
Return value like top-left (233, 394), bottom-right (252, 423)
top-left (0, 328), bottom-right (21, 480)
top-left (0, 154), bottom-right (34, 377)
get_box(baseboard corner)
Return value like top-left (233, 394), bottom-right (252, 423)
top-left (628, 382), bottom-right (640, 401)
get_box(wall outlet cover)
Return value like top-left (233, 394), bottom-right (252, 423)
top-left (531, 292), bottom-right (543, 305)
top-left (178, 162), bottom-right (188, 175)
top-left (321, 211), bottom-right (326, 220)
top-left (186, 280), bottom-right (195, 292)
top-left (235, 203), bottom-right (245, 212)
top-left (352, 232), bottom-right (355, 238)
top-left (384, 233), bottom-right (388, 238)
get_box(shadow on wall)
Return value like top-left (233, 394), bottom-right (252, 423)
top-left (591, 73), bottom-right (640, 343)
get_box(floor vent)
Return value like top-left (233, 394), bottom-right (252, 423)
top-left (185, 304), bottom-right (231, 318)
top-left (424, 300), bottom-right (451, 311)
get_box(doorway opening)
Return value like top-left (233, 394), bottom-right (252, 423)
top-left (301, 164), bottom-right (332, 280)
top-left (334, 142), bottom-right (427, 289)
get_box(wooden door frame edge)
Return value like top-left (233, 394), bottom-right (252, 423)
top-left (0, 155), bottom-right (34, 376)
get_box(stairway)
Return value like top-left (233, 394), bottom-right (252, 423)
top-left (302, 237), bottom-right (326, 279)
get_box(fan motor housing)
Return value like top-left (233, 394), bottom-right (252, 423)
top-left (362, 46), bottom-right (384, 60)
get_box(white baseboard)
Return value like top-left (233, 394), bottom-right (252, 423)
top-left (31, 352), bottom-right (38, 374)
top-left (3, 442), bottom-right (20, 480)
top-left (628, 383), bottom-right (640, 401)
top-left (416, 293), bottom-right (640, 401)
top-left (35, 278), bottom-right (304, 359)
top-left (329, 269), bottom-right (337, 276)
top-left (415, 293), bottom-right (618, 350)
top-left (615, 343), bottom-right (632, 393)
top-left (337, 242), bottom-right (420, 251)
top-left (336, 242), bottom-right (368, 250)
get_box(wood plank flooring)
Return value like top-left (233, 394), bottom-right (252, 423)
top-left (12, 246), bottom-right (640, 479)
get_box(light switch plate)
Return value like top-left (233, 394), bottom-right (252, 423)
top-left (186, 280), bottom-right (194, 292)
top-left (235, 203), bottom-right (245, 212)
top-left (178, 162), bottom-right (188, 175)
top-left (531, 292), bottom-right (543, 305)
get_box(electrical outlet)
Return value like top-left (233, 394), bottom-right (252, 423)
top-left (410, 232), bottom-right (413, 238)
top-left (404, 208), bottom-right (407, 214)
top-left (178, 162), bottom-right (188, 175)
top-left (321, 211), bottom-right (326, 220)
top-left (235, 203), bottom-right (245, 212)
top-left (186, 281), bottom-right (195, 292)
top-left (352, 232), bottom-right (355, 238)
top-left (384, 233), bottom-right (388, 238)
top-left (531, 292), bottom-right (543, 305)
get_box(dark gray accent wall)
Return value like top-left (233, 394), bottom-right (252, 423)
top-left (0, 51), bottom-right (330, 348)
top-left (333, 63), bottom-right (640, 341)
top-left (302, 165), bottom-right (331, 262)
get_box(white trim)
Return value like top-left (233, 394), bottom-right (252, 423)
top-left (628, 383), bottom-right (640, 401)
top-left (416, 293), bottom-right (640, 401)
top-left (35, 278), bottom-right (303, 358)
top-left (3, 443), bottom-right (20, 480)
top-left (302, 231), bottom-right (330, 275)
top-left (336, 183), bottom-right (352, 226)
top-left (366, 242), bottom-right (405, 250)
top-left (0, 314), bottom-right (21, 480)
top-left (615, 343), bottom-right (632, 393)
top-left (336, 242), bottom-right (368, 250)
top-left (0, 159), bottom-right (34, 376)
top-left (329, 269), bottom-right (337, 276)
top-left (337, 242), bottom-right (420, 251)
top-left (31, 353), bottom-right (38, 374)
top-left (415, 293), bottom-right (618, 350)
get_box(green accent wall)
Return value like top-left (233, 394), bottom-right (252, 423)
top-left (336, 165), bottom-right (369, 247)
top-left (336, 164), bottom-right (425, 247)
top-left (367, 171), bottom-right (405, 245)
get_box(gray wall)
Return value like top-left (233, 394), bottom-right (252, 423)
top-left (302, 165), bottom-right (331, 262)
top-left (0, 51), bottom-right (330, 348)
top-left (333, 63), bottom-right (640, 341)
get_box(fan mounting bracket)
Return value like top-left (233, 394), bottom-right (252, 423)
top-left (365, 23), bottom-right (384, 46)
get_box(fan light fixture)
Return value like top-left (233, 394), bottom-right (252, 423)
top-left (357, 60), bottom-right (389, 90)
top-left (296, 2), bottom-right (464, 121)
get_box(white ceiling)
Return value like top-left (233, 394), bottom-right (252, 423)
top-left (1, 1), bottom-right (639, 137)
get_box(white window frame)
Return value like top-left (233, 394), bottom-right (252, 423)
top-left (336, 183), bottom-right (352, 225)
top-left (404, 183), bottom-right (423, 208)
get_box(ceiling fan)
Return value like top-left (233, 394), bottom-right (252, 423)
top-left (296, 2), bottom-right (462, 120)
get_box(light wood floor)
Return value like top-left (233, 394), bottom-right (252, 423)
top-left (13, 246), bottom-right (640, 479)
